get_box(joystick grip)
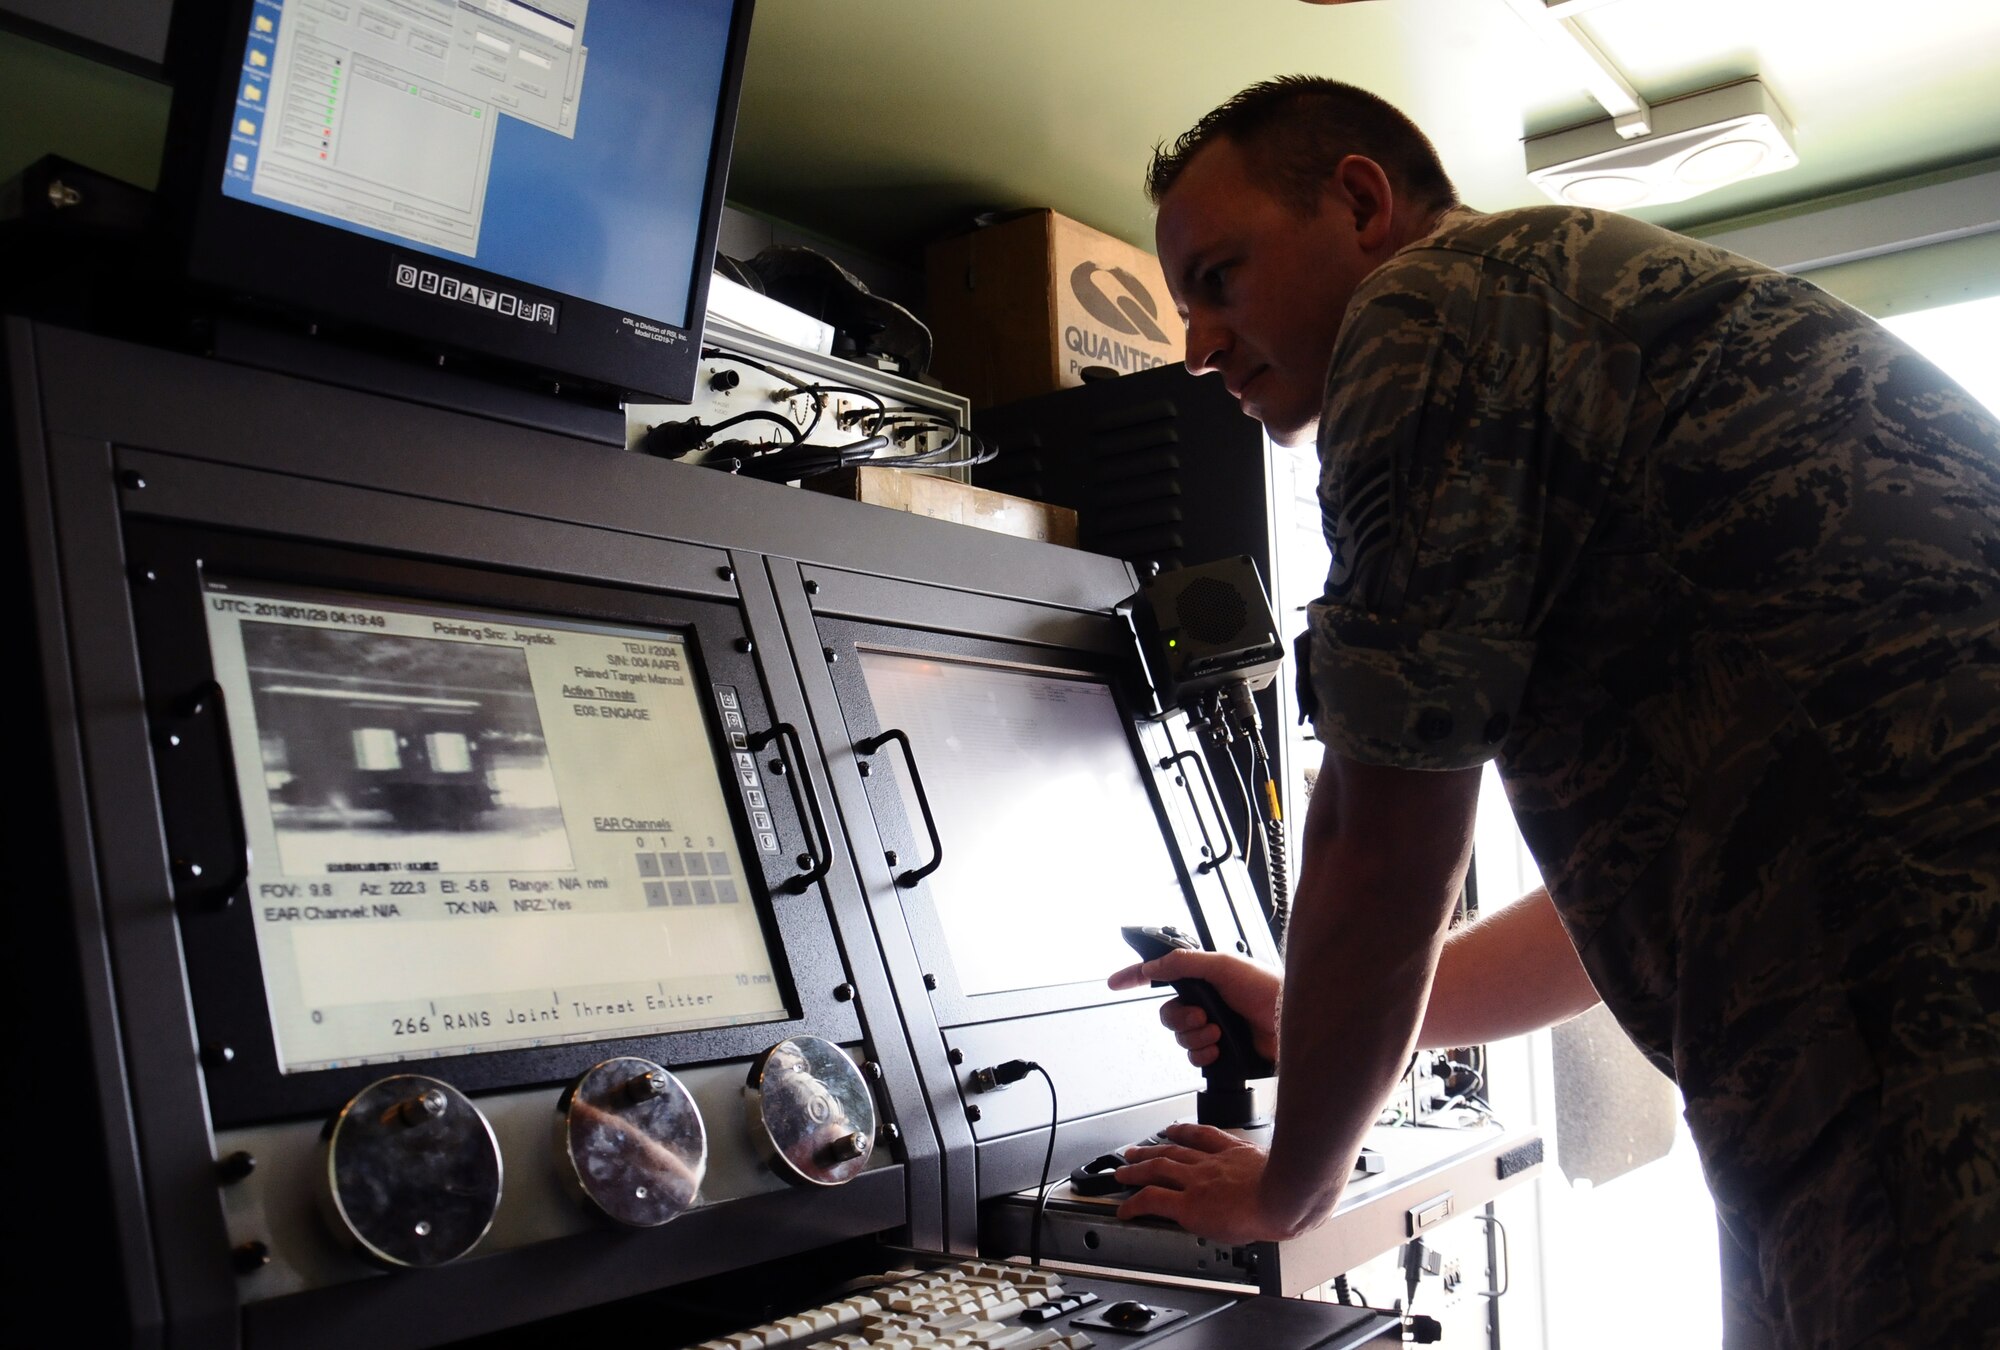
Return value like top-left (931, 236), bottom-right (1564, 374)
top-left (1120, 926), bottom-right (1276, 1085)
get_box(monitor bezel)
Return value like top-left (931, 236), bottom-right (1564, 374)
top-left (126, 520), bottom-right (857, 1127)
top-left (817, 617), bottom-right (1236, 1030)
top-left (162, 0), bottom-right (754, 404)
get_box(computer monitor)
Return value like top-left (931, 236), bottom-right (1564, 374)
top-left (168, 0), bottom-right (752, 402)
top-left (199, 576), bottom-right (788, 1075)
top-left (855, 651), bottom-right (1195, 998)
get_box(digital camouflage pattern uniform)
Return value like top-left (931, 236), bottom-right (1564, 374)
top-left (1304, 204), bottom-right (2000, 1348)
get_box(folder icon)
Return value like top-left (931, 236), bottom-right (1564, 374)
top-left (239, 118), bottom-right (259, 137)
top-left (255, 15), bottom-right (273, 32)
top-left (250, 50), bottom-right (269, 68)
top-left (244, 84), bottom-right (262, 102)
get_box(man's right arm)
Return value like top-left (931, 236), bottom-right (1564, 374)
top-left (1118, 883), bottom-right (1600, 1063)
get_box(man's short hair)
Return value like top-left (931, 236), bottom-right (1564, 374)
top-left (1147, 76), bottom-right (1458, 215)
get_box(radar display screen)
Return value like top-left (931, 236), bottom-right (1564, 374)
top-left (201, 577), bottom-right (786, 1072)
top-left (857, 652), bottom-right (1195, 996)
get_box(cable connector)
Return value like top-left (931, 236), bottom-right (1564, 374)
top-left (1406, 1313), bottom-right (1444, 1343)
top-left (638, 418), bottom-right (712, 457)
top-left (969, 1058), bottom-right (1038, 1093)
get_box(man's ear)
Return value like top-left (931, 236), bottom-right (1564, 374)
top-left (1333, 155), bottom-right (1397, 251)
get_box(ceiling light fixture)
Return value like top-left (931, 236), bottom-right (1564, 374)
top-left (1525, 78), bottom-right (1799, 211)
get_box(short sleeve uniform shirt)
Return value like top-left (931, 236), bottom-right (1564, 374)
top-left (1306, 205), bottom-right (2000, 1345)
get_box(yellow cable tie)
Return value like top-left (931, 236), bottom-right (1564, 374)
top-left (1264, 780), bottom-right (1282, 821)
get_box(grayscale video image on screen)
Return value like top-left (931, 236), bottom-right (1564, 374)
top-left (241, 622), bottom-right (575, 877)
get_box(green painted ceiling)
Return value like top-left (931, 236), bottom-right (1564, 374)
top-left (727, 0), bottom-right (2000, 262)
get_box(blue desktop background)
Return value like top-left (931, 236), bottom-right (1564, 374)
top-left (222, 0), bottom-right (738, 328)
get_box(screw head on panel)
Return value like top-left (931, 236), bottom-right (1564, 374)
top-left (832, 983), bottom-right (855, 1003)
top-left (119, 470), bottom-right (147, 491)
top-left (734, 638), bottom-right (754, 654)
top-left (395, 1088), bottom-right (449, 1127)
top-left (718, 566), bottom-right (735, 582)
top-left (622, 1071), bottom-right (668, 1103)
top-left (804, 579), bottom-right (821, 596)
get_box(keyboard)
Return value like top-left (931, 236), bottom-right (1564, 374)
top-left (688, 1261), bottom-right (1099, 1349)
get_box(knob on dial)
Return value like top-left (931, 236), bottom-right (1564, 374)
top-left (745, 1035), bottom-right (877, 1187)
top-left (320, 1075), bottom-right (502, 1268)
top-left (555, 1056), bottom-right (707, 1227)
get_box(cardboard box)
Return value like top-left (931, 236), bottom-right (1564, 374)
top-left (806, 466), bottom-right (1078, 547)
top-left (926, 209), bottom-right (1185, 408)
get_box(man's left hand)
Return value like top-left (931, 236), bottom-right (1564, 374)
top-left (1112, 1123), bottom-right (1300, 1243)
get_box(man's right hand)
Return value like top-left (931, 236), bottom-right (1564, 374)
top-left (1107, 950), bottom-right (1280, 1068)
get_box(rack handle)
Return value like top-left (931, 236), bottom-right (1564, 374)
top-left (1475, 1211), bottom-right (1511, 1299)
top-left (856, 728), bottom-right (943, 887)
top-left (749, 723), bottom-right (831, 894)
top-left (1159, 748), bottom-right (1237, 874)
top-left (173, 681), bottom-right (252, 911)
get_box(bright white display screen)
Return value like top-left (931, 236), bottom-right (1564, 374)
top-left (857, 652), bottom-right (1195, 996)
top-left (203, 578), bottom-right (786, 1072)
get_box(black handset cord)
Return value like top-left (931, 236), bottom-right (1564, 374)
top-left (1222, 682), bottom-right (1291, 945)
top-left (1030, 1064), bottom-right (1059, 1267)
top-left (970, 1059), bottom-right (1061, 1267)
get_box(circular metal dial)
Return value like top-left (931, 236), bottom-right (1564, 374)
top-left (321, 1075), bottom-right (502, 1268)
top-left (745, 1035), bottom-right (877, 1187)
top-left (556, 1057), bottom-right (707, 1227)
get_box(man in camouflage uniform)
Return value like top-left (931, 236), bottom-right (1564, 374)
top-left (1106, 77), bottom-right (2000, 1347)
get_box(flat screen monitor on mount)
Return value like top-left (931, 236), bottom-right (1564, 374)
top-left (857, 651), bottom-right (1195, 998)
top-left (171, 0), bottom-right (752, 402)
top-left (200, 576), bottom-right (788, 1073)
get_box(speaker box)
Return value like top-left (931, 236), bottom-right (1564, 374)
top-left (1136, 555), bottom-right (1282, 703)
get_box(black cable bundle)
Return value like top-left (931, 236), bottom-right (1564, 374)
top-left (652, 350), bottom-right (1001, 482)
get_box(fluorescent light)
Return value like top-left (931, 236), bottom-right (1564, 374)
top-left (1561, 175), bottom-right (1650, 209)
top-left (1525, 79), bottom-right (1798, 210)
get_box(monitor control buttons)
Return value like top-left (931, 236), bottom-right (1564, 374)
top-left (745, 1035), bottom-right (877, 1187)
top-left (556, 1057), bottom-right (707, 1227)
top-left (321, 1075), bottom-right (502, 1268)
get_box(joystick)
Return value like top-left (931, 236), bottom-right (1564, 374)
top-left (1121, 925), bottom-right (1274, 1128)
